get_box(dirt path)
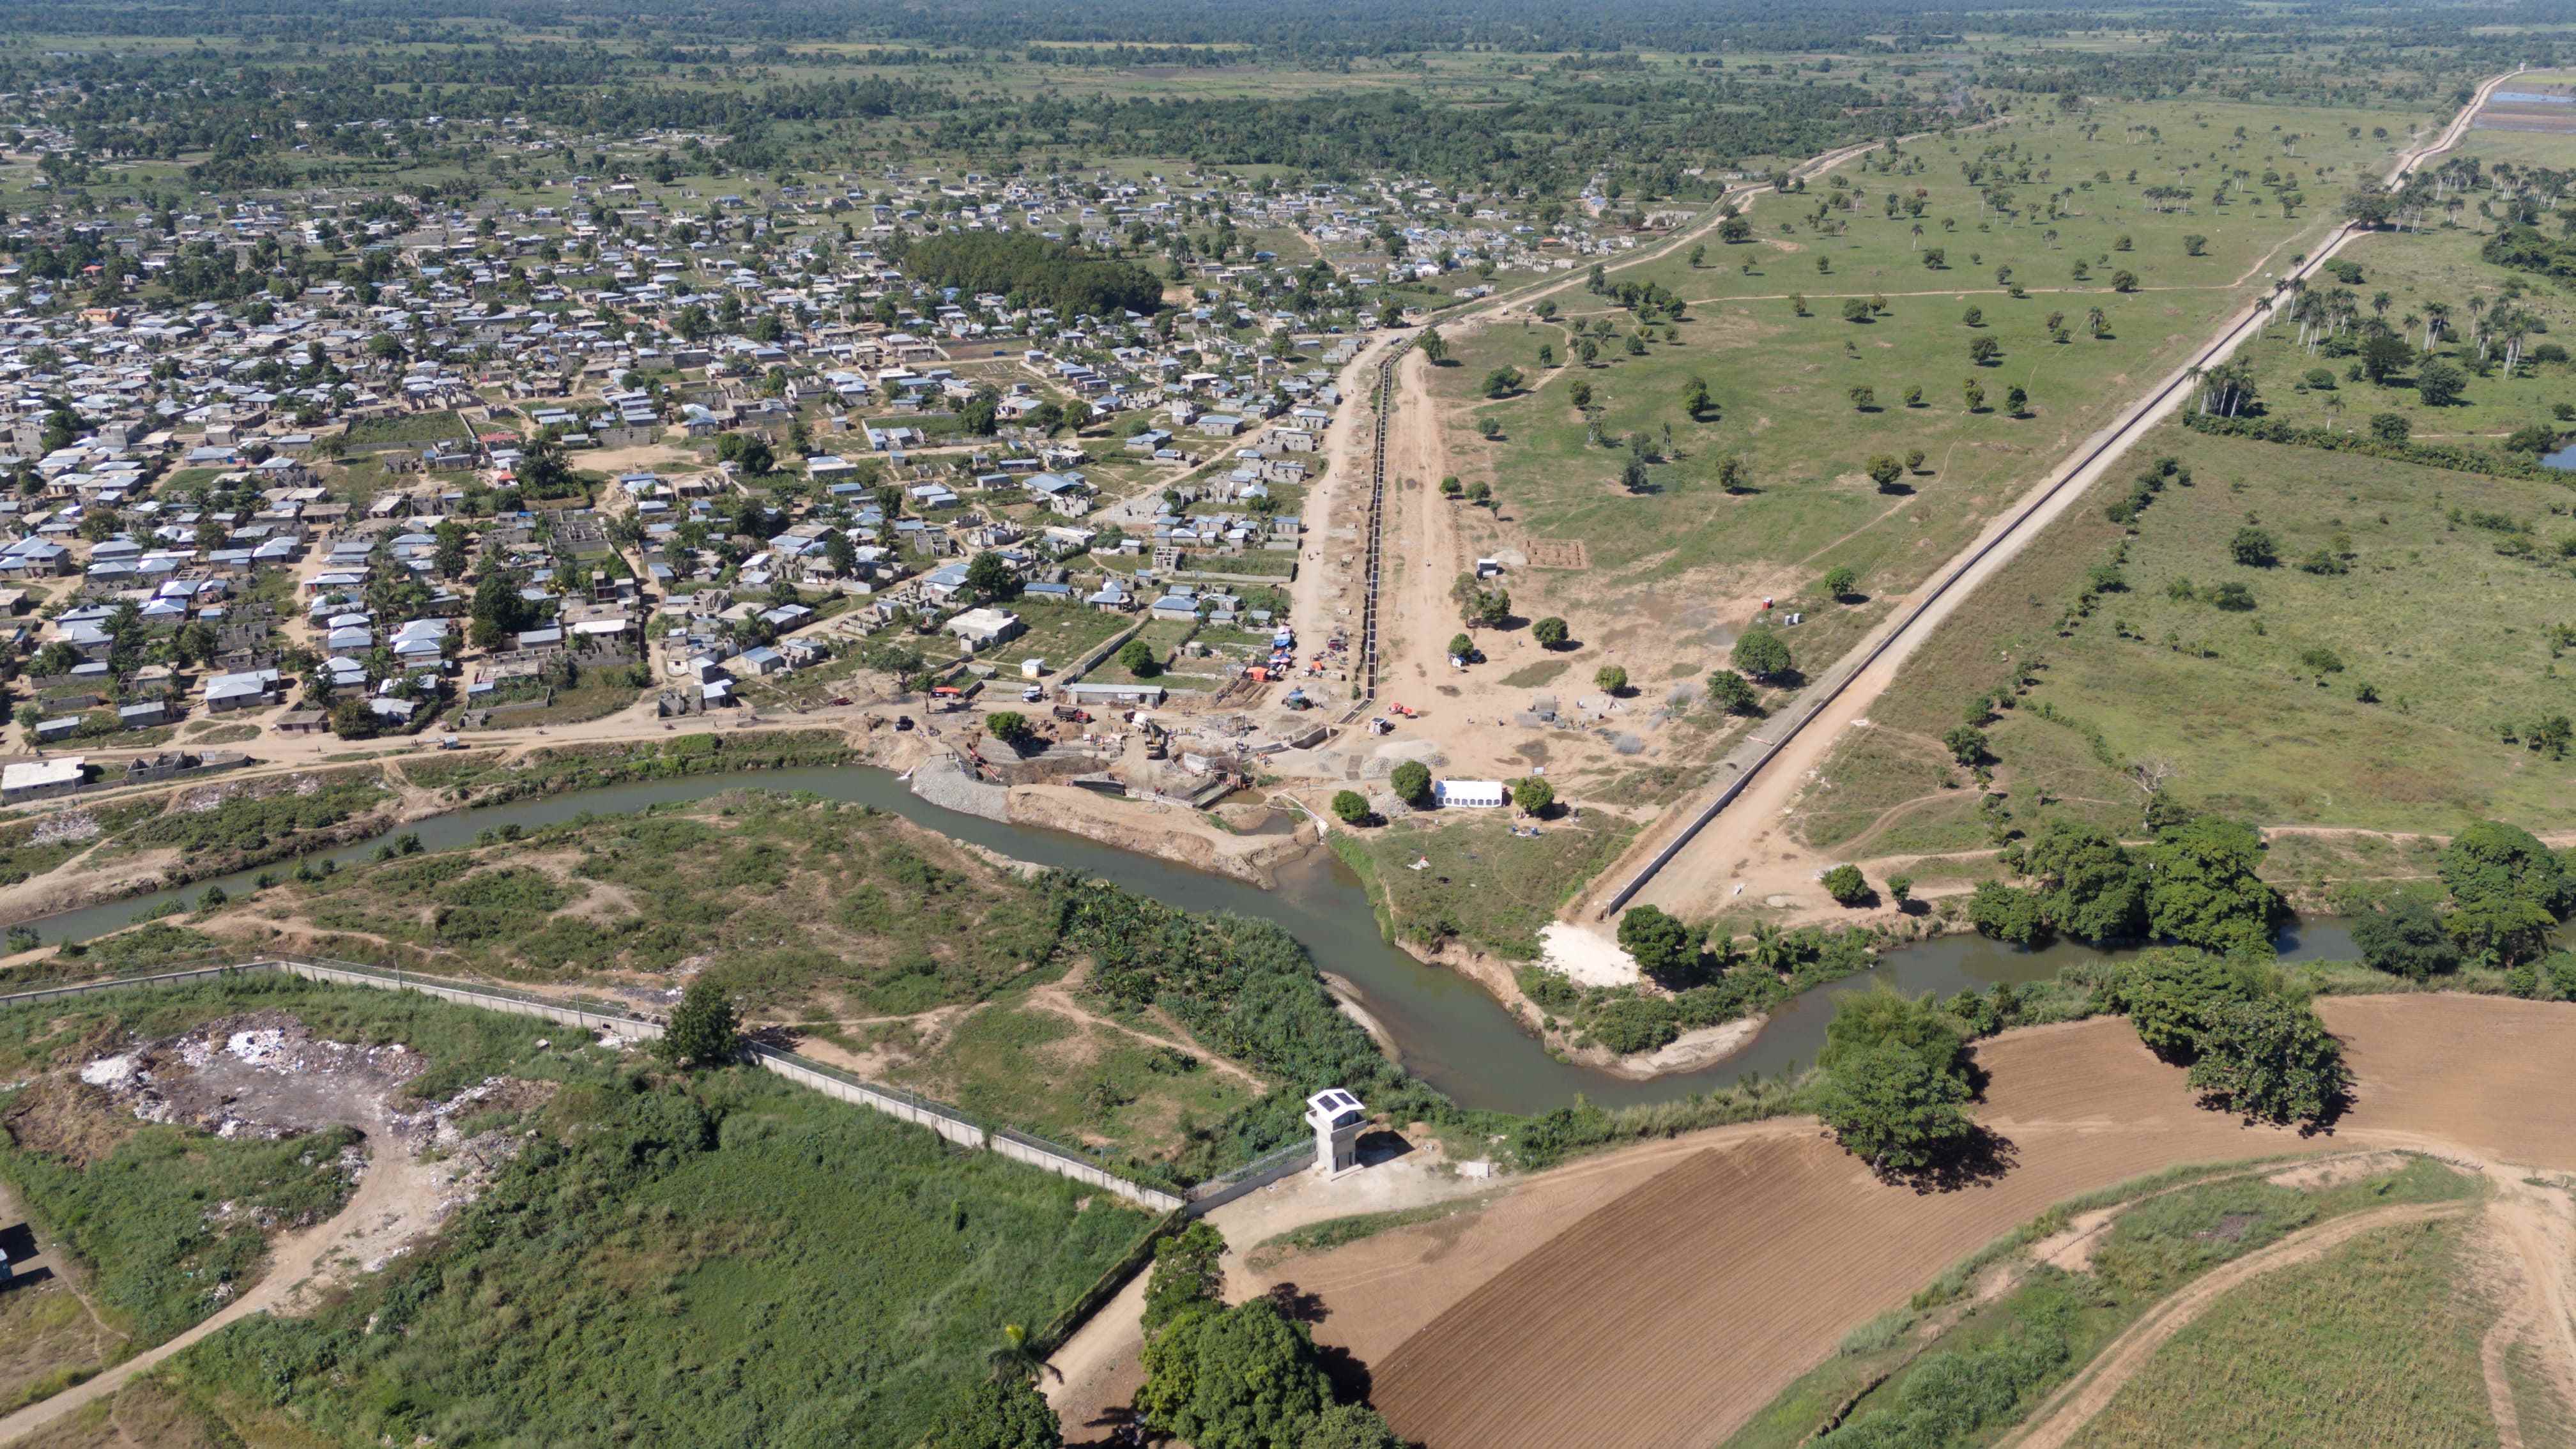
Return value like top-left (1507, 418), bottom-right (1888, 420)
top-left (1328, 995), bottom-right (2576, 1449)
top-left (0, 1136), bottom-right (433, 1446)
top-left (1045, 1153), bottom-right (1504, 1446)
top-left (0, 1177), bottom-right (125, 1372)
top-left (1576, 65), bottom-right (2526, 926)
top-left (2000, 1200), bottom-right (2474, 1449)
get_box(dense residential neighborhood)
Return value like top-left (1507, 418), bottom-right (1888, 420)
top-left (0, 139), bottom-right (1666, 774)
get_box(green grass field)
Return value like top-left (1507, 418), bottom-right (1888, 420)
top-left (238, 795), bottom-right (1071, 1018)
top-left (1793, 419), bottom-right (2576, 864)
top-left (2067, 1215), bottom-right (2496, 1449)
top-left (2230, 222), bottom-right (2576, 444)
top-left (880, 1000), bottom-right (1257, 1160)
top-left (0, 976), bottom-right (1161, 1449)
top-left (1437, 95), bottom-right (2432, 595)
top-left (1329, 813), bottom-right (1637, 960)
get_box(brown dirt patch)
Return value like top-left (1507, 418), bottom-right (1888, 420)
top-left (1337, 997), bottom-right (2576, 1449)
top-left (2, 1080), bottom-right (136, 1167)
top-left (2266, 1149), bottom-right (2407, 1191)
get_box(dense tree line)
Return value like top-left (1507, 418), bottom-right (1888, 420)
top-left (892, 232), bottom-right (1163, 319)
top-left (2481, 222), bottom-right (2576, 283)
top-left (1057, 880), bottom-right (1462, 1179)
top-left (0, 0), bottom-right (2240, 56)
top-left (943, 80), bottom-right (1954, 191)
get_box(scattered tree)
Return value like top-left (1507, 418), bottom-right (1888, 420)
top-left (1733, 627), bottom-right (1793, 681)
top-left (1616, 904), bottom-right (1699, 979)
top-left (1822, 864), bottom-right (1870, 906)
top-left (661, 976), bottom-right (741, 1068)
top-left (1706, 670), bottom-right (1761, 716)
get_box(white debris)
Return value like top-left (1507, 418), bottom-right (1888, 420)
top-left (227, 1029), bottom-right (288, 1065)
top-left (79, 1054), bottom-right (139, 1087)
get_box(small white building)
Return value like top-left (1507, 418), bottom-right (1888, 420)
top-left (1304, 1088), bottom-right (1367, 1177)
top-left (947, 607), bottom-right (1024, 650)
top-left (1433, 778), bottom-right (1508, 809)
top-left (1, 757), bottom-right (88, 803)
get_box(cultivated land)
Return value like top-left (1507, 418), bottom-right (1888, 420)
top-left (1243, 995), bottom-right (2576, 1449)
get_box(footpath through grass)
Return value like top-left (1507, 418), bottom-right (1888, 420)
top-left (2066, 1214), bottom-right (2495, 1449)
top-left (1723, 1153), bottom-right (2478, 1449)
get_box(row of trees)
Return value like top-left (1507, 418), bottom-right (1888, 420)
top-left (1812, 942), bottom-right (2352, 1182)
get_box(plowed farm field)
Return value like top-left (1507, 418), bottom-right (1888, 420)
top-left (1262, 995), bottom-right (2576, 1449)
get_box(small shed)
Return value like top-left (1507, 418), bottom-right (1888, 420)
top-left (1433, 778), bottom-right (1508, 809)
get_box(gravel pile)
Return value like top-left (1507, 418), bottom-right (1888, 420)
top-left (907, 758), bottom-right (1011, 822)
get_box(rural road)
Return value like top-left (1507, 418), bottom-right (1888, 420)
top-left (1582, 64), bottom-right (2527, 922)
top-left (0, 1133), bottom-right (425, 1446)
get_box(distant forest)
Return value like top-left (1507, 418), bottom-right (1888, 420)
top-left (17, 0), bottom-right (2569, 54)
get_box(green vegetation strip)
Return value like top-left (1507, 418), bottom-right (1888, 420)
top-left (1724, 1154), bottom-right (2478, 1449)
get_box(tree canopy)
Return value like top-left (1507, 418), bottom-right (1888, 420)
top-left (1138, 1298), bottom-right (1335, 1449)
top-left (895, 231), bottom-right (1162, 318)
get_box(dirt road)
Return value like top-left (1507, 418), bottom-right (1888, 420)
top-left (0, 1135), bottom-right (435, 1446)
top-left (1577, 65), bottom-right (2526, 924)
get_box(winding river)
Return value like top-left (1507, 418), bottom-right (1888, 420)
top-left (20, 765), bottom-right (2359, 1115)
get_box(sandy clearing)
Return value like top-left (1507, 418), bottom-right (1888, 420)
top-left (2001, 1200), bottom-right (2474, 1449)
top-left (1537, 922), bottom-right (1637, 987)
top-left (1328, 995), bottom-right (2576, 1449)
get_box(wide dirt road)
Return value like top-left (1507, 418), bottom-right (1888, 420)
top-left (1294, 994), bottom-right (2576, 1449)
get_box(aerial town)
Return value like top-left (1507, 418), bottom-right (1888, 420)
top-left (0, 8), bottom-right (2569, 1449)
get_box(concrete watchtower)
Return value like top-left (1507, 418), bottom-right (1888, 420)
top-left (1304, 1088), bottom-right (1367, 1177)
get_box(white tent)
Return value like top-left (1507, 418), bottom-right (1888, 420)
top-left (1434, 778), bottom-right (1508, 809)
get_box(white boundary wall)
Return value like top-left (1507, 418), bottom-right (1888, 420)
top-left (0, 956), bottom-right (1187, 1215)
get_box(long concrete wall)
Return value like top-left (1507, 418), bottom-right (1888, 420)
top-left (0, 955), bottom-right (1189, 1215)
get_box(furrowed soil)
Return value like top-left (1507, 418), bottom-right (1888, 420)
top-left (1275, 994), bottom-right (2576, 1449)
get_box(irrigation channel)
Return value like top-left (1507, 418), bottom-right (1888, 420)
top-left (15, 765), bottom-right (2359, 1115)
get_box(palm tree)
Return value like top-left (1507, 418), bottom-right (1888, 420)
top-left (2422, 301), bottom-right (2451, 351)
top-left (2185, 362), bottom-right (2208, 414)
top-left (987, 1323), bottom-right (1049, 1383)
